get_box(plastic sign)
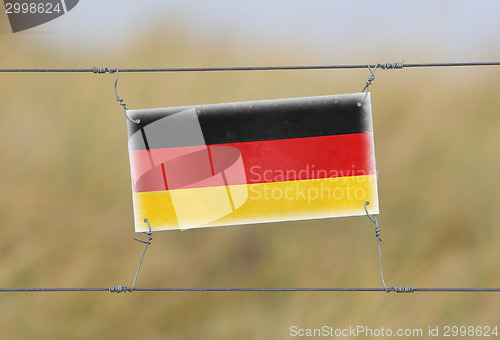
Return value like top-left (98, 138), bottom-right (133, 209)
top-left (127, 93), bottom-right (378, 232)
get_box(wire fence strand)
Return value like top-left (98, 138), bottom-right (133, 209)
top-left (0, 62), bottom-right (500, 73)
top-left (1, 287), bottom-right (500, 293)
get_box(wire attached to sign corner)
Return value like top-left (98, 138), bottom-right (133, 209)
top-left (364, 201), bottom-right (415, 294)
top-left (357, 61), bottom-right (405, 107)
top-left (92, 67), bottom-right (140, 124)
top-left (113, 68), bottom-right (140, 124)
top-left (107, 218), bottom-right (154, 294)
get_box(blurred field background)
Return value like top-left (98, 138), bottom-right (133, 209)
top-left (1, 2), bottom-right (500, 339)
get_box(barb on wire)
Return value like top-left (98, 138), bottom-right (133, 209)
top-left (379, 61), bottom-right (405, 70)
top-left (108, 286), bottom-right (128, 294)
top-left (92, 67), bottom-right (114, 74)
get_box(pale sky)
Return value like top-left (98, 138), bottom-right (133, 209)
top-left (5, 0), bottom-right (500, 61)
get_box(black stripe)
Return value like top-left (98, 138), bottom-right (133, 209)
top-left (128, 94), bottom-right (372, 150)
top-left (140, 128), bottom-right (151, 150)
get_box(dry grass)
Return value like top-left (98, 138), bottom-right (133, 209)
top-left (1, 14), bottom-right (500, 340)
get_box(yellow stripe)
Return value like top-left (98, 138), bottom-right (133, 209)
top-left (132, 175), bottom-right (378, 232)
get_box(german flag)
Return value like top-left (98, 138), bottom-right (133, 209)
top-left (127, 93), bottom-right (378, 232)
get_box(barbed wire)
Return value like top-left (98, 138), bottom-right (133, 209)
top-left (0, 61), bottom-right (499, 73)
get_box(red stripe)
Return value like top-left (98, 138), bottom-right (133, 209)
top-left (160, 163), bottom-right (169, 190)
top-left (207, 145), bottom-right (216, 176)
top-left (129, 133), bottom-right (375, 192)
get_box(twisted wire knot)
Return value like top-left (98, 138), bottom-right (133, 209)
top-left (134, 218), bottom-right (153, 245)
top-left (374, 222), bottom-right (382, 242)
top-left (358, 61), bottom-right (404, 106)
top-left (380, 61), bottom-right (404, 70)
top-left (358, 64), bottom-right (378, 106)
top-left (364, 201), bottom-right (382, 242)
top-left (92, 67), bottom-right (116, 74)
top-left (392, 286), bottom-right (415, 293)
top-left (363, 73), bottom-right (375, 91)
top-left (108, 286), bottom-right (129, 293)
